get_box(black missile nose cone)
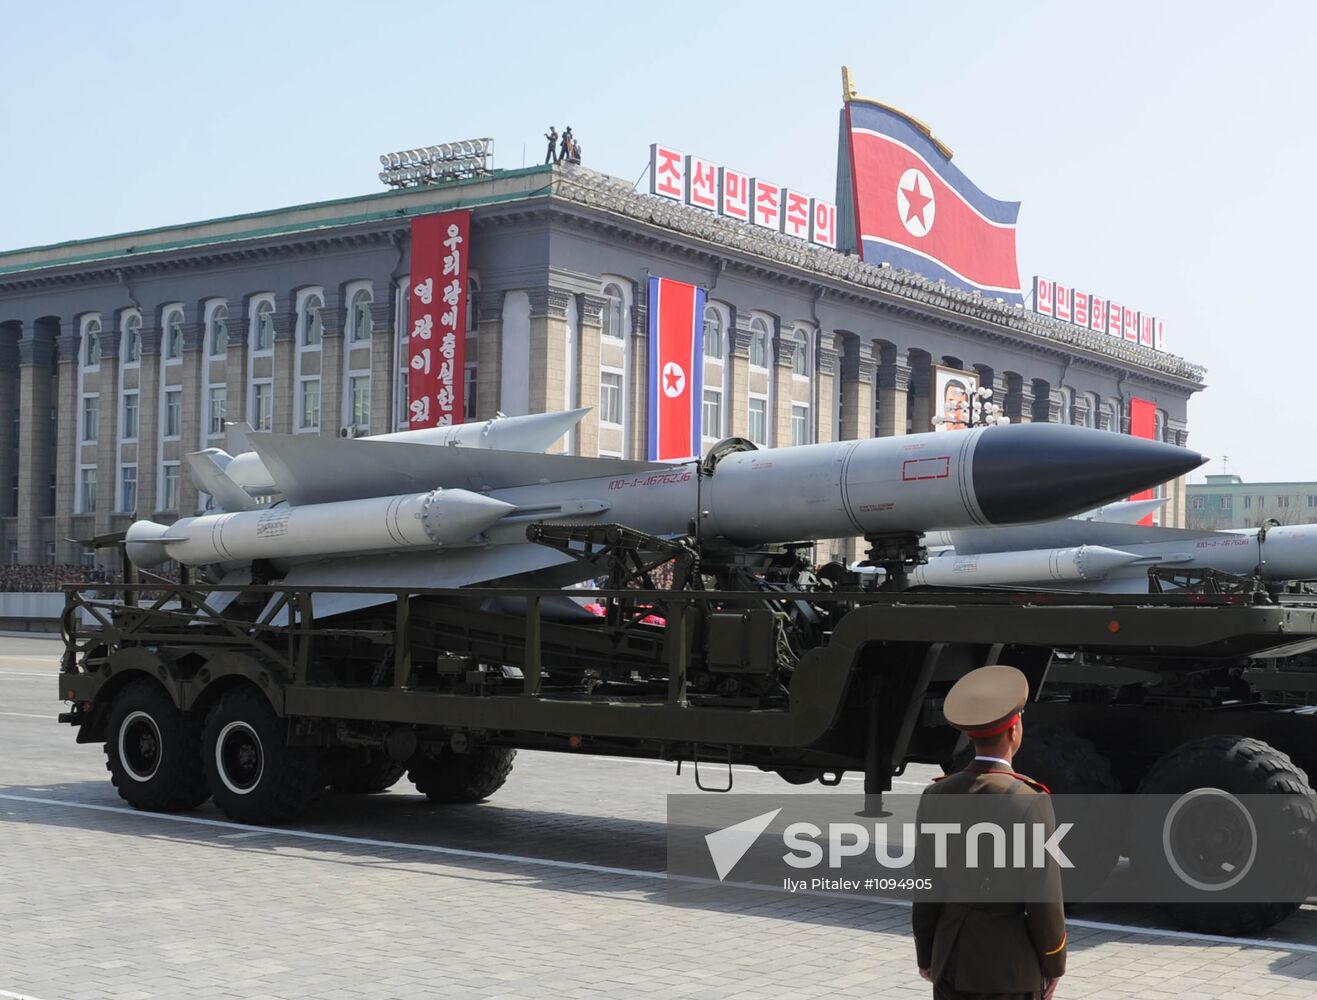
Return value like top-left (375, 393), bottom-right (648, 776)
top-left (972, 424), bottom-right (1207, 525)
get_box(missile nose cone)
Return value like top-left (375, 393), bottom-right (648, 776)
top-left (972, 424), bottom-right (1207, 525)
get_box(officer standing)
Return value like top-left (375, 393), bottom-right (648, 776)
top-left (912, 665), bottom-right (1067, 1000)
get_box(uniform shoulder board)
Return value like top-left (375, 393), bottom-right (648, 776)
top-left (1007, 772), bottom-right (1051, 794)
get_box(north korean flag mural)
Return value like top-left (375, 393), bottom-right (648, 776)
top-left (838, 99), bottom-right (1023, 303)
top-left (1128, 397), bottom-right (1158, 525)
top-left (647, 276), bottom-right (705, 462)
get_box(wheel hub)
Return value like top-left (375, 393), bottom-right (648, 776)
top-left (216, 721), bottom-right (265, 795)
top-left (119, 711), bottom-right (162, 782)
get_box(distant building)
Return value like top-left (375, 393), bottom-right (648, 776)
top-left (1187, 474), bottom-right (1317, 530)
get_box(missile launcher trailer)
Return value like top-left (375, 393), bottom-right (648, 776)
top-left (56, 530), bottom-right (1317, 936)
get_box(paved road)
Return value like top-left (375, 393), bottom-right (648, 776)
top-left (1, 634), bottom-right (1315, 999)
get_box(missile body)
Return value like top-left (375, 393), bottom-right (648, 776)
top-left (127, 489), bottom-right (515, 568)
top-left (130, 422), bottom-right (1206, 576)
top-left (908, 545), bottom-right (1142, 587)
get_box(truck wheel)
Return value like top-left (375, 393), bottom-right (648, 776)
top-left (1012, 725), bottom-right (1122, 901)
top-left (326, 749), bottom-right (407, 795)
top-left (202, 686), bottom-right (326, 824)
top-left (1132, 735), bottom-right (1317, 935)
top-left (409, 747), bottom-right (516, 803)
top-left (104, 679), bottom-right (210, 812)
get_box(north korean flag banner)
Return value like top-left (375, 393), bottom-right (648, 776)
top-left (839, 100), bottom-right (1023, 303)
top-left (408, 210), bottom-right (469, 428)
top-left (647, 276), bottom-right (705, 462)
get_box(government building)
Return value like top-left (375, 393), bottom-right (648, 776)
top-left (0, 160), bottom-right (1206, 568)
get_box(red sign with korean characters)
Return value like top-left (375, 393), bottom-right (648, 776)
top-left (649, 144), bottom-right (685, 202)
top-left (685, 155), bottom-right (718, 212)
top-left (408, 210), bottom-right (469, 428)
top-left (1031, 274), bottom-right (1166, 351)
top-left (752, 179), bottom-right (783, 230)
top-left (720, 167), bottom-right (751, 222)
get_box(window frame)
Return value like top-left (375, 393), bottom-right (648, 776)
top-left (599, 368), bottom-right (624, 426)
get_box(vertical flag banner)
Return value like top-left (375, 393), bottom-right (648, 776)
top-left (647, 276), bottom-right (705, 462)
top-left (408, 210), bottom-right (470, 428)
top-left (838, 81), bottom-right (1023, 303)
top-left (1128, 397), bottom-right (1158, 524)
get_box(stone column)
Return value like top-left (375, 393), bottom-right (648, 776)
top-left (224, 307), bottom-right (249, 442)
top-left (179, 315), bottom-right (204, 514)
top-left (369, 295), bottom-right (397, 433)
top-left (272, 295), bottom-right (296, 436)
top-left (908, 360), bottom-right (933, 434)
top-left (839, 341), bottom-right (875, 441)
top-left (54, 328), bottom-right (79, 563)
top-left (94, 333), bottom-right (120, 539)
top-left (814, 343), bottom-right (837, 444)
top-left (875, 344), bottom-right (909, 438)
top-left (474, 293), bottom-right (504, 421)
top-left (1031, 383), bottom-right (1062, 424)
top-left (728, 313), bottom-right (752, 439)
top-left (1168, 421), bottom-right (1190, 528)
top-left (772, 337), bottom-right (794, 446)
top-left (137, 322), bottom-right (161, 516)
top-left (319, 291), bottom-right (343, 437)
top-left (1002, 374), bottom-right (1026, 424)
top-left (629, 287), bottom-right (649, 460)
top-left (1072, 392), bottom-right (1091, 429)
top-left (576, 293), bottom-right (605, 457)
top-left (527, 288), bottom-right (572, 452)
top-left (0, 329), bottom-right (18, 535)
top-left (17, 327), bottom-right (56, 563)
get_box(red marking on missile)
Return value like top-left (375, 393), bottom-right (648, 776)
top-left (902, 457), bottom-right (951, 481)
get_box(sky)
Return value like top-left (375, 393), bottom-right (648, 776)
top-left (2, 0), bottom-right (1313, 483)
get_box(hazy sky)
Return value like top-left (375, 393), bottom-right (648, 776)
top-left (3, 1), bottom-right (1313, 482)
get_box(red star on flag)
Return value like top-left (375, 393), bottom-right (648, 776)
top-left (901, 176), bottom-right (932, 228)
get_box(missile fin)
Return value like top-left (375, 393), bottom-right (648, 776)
top-left (225, 421), bottom-right (256, 455)
top-left (249, 432), bottom-right (663, 506)
top-left (187, 451), bottom-right (260, 512)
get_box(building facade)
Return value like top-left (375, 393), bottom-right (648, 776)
top-left (0, 163), bottom-right (1206, 567)
top-left (1187, 474), bottom-right (1317, 530)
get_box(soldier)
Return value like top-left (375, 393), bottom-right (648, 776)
top-left (912, 665), bottom-right (1067, 1000)
top-left (544, 126), bottom-right (559, 164)
top-left (560, 126), bottom-right (574, 165)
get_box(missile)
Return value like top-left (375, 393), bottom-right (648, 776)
top-left (127, 488), bottom-right (517, 568)
top-left (907, 545), bottom-right (1143, 587)
top-left (131, 422), bottom-right (1205, 577)
top-left (199, 408), bottom-right (589, 502)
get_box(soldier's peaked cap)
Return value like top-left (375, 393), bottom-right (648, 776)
top-left (943, 665), bottom-right (1028, 737)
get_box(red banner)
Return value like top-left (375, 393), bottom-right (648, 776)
top-left (408, 211), bottom-right (469, 427)
top-left (1128, 397), bottom-right (1157, 524)
top-left (647, 276), bottom-right (705, 461)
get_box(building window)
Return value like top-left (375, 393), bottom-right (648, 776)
top-left (1308, 495), bottom-right (1317, 508)
top-left (79, 467), bottom-right (97, 513)
top-left (251, 382), bottom-right (272, 431)
top-left (1191, 496), bottom-right (1204, 510)
top-left (1106, 400), bottom-right (1120, 432)
top-left (1277, 495), bottom-right (1290, 508)
top-left (602, 284), bottom-right (625, 340)
top-left (79, 546), bottom-right (94, 568)
top-left (43, 541), bottom-right (55, 564)
top-left (122, 392), bottom-right (139, 440)
top-left (1220, 496), bottom-right (1232, 511)
top-left (1154, 410), bottom-right (1166, 442)
top-left (301, 294), bottom-right (323, 346)
top-left (123, 314), bottom-right (142, 363)
top-left (161, 463), bottom-right (180, 511)
top-left (164, 309), bottom-right (184, 360)
top-left (300, 378), bottom-right (321, 429)
top-left (748, 397), bottom-right (767, 445)
top-left (209, 304), bottom-right (228, 356)
top-left (703, 306), bottom-right (724, 359)
top-left (1244, 495), bottom-right (1252, 510)
top-left (83, 319), bottom-right (101, 367)
top-left (464, 364), bottom-right (477, 422)
top-left (702, 388), bottom-right (723, 439)
top-left (791, 332), bottom-right (809, 377)
top-left (350, 289), bottom-right (373, 342)
top-left (749, 318), bottom-right (770, 368)
top-left (208, 385), bottom-right (227, 436)
top-left (791, 404), bottom-right (809, 446)
top-left (349, 375), bottom-right (370, 430)
top-left (81, 395), bottom-right (98, 443)
top-left (467, 277), bottom-right (479, 334)
top-left (253, 300), bottom-right (275, 352)
top-left (163, 390), bottom-right (181, 438)
top-left (600, 370), bottom-right (623, 425)
top-left (119, 466), bottom-right (137, 512)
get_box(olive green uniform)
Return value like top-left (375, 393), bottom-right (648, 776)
top-left (912, 761), bottom-right (1068, 1000)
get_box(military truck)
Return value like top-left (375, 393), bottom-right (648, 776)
top-left (57, 530), bottom-right (1317, 936)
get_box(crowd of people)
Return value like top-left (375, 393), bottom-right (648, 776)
top-left (0, 564), bottom-right (116, 592)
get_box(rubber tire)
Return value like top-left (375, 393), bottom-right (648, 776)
top-left (202, 686), bottom-right (326, 825)
top-left (326, 749), bottom-right (408, 795)
top-left (409, 747), bottom-right (516, 803)
top-left (1133, 735), bottom-right (1317, 936)
top-left (104, 678), bottom-right (210, 812)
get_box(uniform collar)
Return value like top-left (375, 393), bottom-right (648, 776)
top-left (968, 755), bottom-right (1015, 773)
